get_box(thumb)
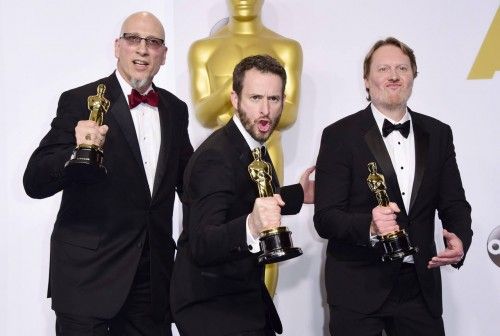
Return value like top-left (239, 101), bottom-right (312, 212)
top-left (443, 228), bottom-right (451, 238)
top-left (273, 194), bottom-right (285, 207)
top-left (99, 125), bottom-right (109, 135)
top-left (389, 202), bottom-right (401, 213)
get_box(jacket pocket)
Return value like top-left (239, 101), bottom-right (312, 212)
top-left (52, 225), bottom-right (100, 250)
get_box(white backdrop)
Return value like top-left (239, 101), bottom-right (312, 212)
top-left (1, 1), bottom-right (499, 335)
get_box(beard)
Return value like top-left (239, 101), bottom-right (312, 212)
top-left (236, 103), bottom-right (282, 143)
top-left (130, 78), bottom-right (150, 91)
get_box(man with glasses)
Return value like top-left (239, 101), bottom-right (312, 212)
top-left (24, 11), bottom-right (193, 335)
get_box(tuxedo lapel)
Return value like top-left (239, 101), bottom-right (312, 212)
top-left (409, 112), bottom-right (429, 213)
top-left (151, 91), bottom-right (173, 199)
top-left (224, 119), bottom-right (252, 167)
top-left (104, 73), bottom-right (150, 200)
top-left (362, 107), bottom-right (405, 212)
top-left (105, 74), bottom-right (144, 170)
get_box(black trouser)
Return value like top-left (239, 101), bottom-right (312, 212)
top-left (329, 264), bottom-right (445, 336)
top-left (56, 240), bottom-right (171, 336)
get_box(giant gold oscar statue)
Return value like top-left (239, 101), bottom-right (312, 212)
top-left (188, 0), bottom-right (303, 296)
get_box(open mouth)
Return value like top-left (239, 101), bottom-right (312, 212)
top-left (257, 119), bottom-right (271, 133)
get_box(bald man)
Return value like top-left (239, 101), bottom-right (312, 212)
top-left (23, 12), bottom-right (193, 335)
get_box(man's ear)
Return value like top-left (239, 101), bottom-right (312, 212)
top-left (230, 91), bottom-right (239, 110)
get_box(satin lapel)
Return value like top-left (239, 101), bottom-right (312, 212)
top-left (409, 114), bottom-right (429, 212)
top-left (151, 92), bottom-right (173, 199)
top-left (224, 119), bottom-right (252, 168)
top-left (105, 76), bottom-right (143, 169)
top-left (363, 110), bottom-right (405, 211)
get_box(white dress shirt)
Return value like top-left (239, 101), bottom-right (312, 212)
top-left (116, 72), bottom-right (161, 195)
top-left (372, 105), bottom-right (415, 263)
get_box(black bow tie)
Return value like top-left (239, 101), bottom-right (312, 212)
top-left (382, 119), bottom-right (411, 138)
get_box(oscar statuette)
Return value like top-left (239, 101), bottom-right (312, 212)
top-left (248, 147), bottom-right (302, 264)
top-left (64, 84), bottom-right (110, 181)
top-left (367, 162), bottom-right (418, 261)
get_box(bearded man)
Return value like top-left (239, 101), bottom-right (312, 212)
top-left (170, 55), bottom-right (314, 336)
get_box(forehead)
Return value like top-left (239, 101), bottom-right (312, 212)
top-left (122, 15), bottom-right (164, 38)
top-left (241, 68), bottom-right (283, 94)
top-left (371, 45), bottom-right (410, 66)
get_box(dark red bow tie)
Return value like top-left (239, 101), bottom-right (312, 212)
top-left (128, 89), bottom-right (159, 109)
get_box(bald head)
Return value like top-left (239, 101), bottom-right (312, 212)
top-left (120, 11), bottom-right (165, 40)
top-left (115, 11), bottom-right (167, 93)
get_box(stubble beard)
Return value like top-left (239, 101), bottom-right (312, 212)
top-left (373, 89), bottom-right (412, 115)
top-left (236, 104), bottom-right (281, 143)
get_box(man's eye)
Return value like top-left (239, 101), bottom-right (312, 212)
top-left (398, 65), bottom-right (409, 73)
top-left (146, 38), bottom-right (163, 47)
top-left (128, 35), bottom-right (141, 43)
top-left (378, 67), bottom-right (389, 73)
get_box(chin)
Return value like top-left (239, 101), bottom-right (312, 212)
top-left (130, 78), bottom-right (150, 90)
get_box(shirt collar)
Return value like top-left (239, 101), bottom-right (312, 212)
top-left (371, 104), bottom-right (411, 133)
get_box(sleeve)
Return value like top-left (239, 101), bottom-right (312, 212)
top-left (436, 125), bottom-right (473, 268)
top-left (313, 127), bottom-right (373, 246)
top-left (23, 91), bottom-right (83, 199)
top-left (175, 100), bottom-right (194, 198)
top-left (186, 149), bottom-right (250, 266)
top-left (280, 183), bottom-right (303, 216)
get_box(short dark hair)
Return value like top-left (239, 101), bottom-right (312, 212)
top-left (232, 55), bottom-right (287, 96)
top-left (363, 37), bottom-right (418, 100)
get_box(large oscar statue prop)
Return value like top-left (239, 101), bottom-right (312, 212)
top-left (248, 147), bottom-right (302, 264)
top-left (367, 162), bottom-right (418, 261)
top-left (65, 84), bottom-right (110, 181)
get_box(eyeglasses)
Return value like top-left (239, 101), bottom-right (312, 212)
top-left (120, 33), bottom-right (165, 49)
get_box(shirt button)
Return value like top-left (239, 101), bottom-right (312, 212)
top-left (402, 192), bottom-right (406, 196)
top-left (400, 166), bottom-right (404, 170)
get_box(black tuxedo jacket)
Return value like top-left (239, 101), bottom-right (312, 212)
top-left (23, 73), bottom-right (193, 321)
top-left (314, 105), bottom-right (472, 317)
top-left (170, 119), bottom-right (304, 335)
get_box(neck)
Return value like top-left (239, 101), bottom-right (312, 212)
top-left (374, 103), bottom-right (407, 122)
top-left (227, 16), bottom-right (264, 34)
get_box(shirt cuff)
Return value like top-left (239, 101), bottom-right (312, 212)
top-left (370, 233), bottom-right (379, 247)
top-left (246, 215), bottom-right (261, 254)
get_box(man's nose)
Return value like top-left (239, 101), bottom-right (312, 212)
top-left (261, 100), bottom-right (270, 115)
top-left (136, 40), bottom-right (149, 55)
top-left (389, 68), bottom-right (400, 80)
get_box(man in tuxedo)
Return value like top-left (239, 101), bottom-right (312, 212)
top-left (23, 12), bottom-right (193, 336)
top-left (314, 37), bottom-right (472, 336)
top-left (170, 55), bottom-right (314, 336)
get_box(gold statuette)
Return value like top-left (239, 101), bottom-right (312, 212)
top-left (65, 84), bottom-right (110, 181)
top-left (248, 147), bottom-right (302, 264)
top-left (367, 162), bottom-right (418, 261)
